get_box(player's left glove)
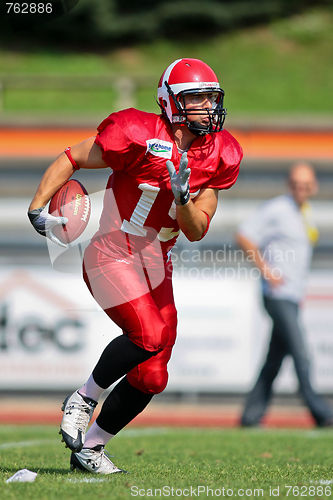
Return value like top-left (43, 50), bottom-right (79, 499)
top-left (166, 152), bottom-right (191, 205)
top-left (28, 206), bottom-right (68, 248)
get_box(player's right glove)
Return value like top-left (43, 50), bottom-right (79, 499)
top-left (28, 206), bottom-right (68, 248)
top-left (166, 152), bottom-right (191, 205)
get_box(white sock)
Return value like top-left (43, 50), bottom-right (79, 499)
top-left (84, 421), bottom-right (114, 449)
top-left (79, 374), bottom-right (105, 403)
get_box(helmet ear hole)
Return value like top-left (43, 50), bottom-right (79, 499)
top-left (159, 97), bottom-right (168, 110)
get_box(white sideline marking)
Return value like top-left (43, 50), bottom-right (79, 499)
top-left (0, 429), bottom-right (168, 451)
top-left (0, 439), bottom-right (57, 450)
top-left (310, 479), bottom-right (333, 485)
top-left (67, 478), bottom-right (107, 483)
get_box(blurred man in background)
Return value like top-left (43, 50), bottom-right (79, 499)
top-left (237, 162), bottom-right (333, 427)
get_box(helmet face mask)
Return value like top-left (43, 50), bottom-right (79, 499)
top-left (172, 86), bottom-right (226, 135)
top-left (157, 58), bottom-right (227, 136)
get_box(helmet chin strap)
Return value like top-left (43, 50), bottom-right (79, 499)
top-left (186, 120), bottom-right (210, 136)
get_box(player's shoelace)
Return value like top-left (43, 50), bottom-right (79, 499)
top-left (65, 402), bottom-right (92, 432)
top-left (87, 447), bottom-right (105, 469)
top-left (85, 446), bottom-right (119, 472)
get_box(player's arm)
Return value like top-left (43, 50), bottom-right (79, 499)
top-left (28, 137), bottom-right (107, 246)
top-left (166, 152), bottom-right (218, 241)
top-left (177, 188), bottom-right (218, 241)
top-left (236, 232), bottom-right (283, 287)
top-left (29, 136), bottom-right (106, 210)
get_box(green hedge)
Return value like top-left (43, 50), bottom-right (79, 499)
top-left (1, 0), bottom-right (331, 48)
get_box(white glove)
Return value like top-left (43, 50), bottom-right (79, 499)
top-left (28, 206), bottom-right (68, 248)
top-left (166, 152), bottom-right (191, 205)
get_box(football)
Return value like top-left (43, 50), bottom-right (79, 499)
top-left (49, 179), bottom-right (91, 244)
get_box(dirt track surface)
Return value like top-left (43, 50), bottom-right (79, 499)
top-left (1, 397), bottom-right (316, 428)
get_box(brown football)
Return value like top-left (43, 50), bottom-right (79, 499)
top-left (49, 179), bottom-right (91, 244)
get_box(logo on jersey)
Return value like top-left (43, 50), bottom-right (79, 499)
top-left (146, 139), bottom-right (173, 159)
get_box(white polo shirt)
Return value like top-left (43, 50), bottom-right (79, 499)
top-left (238, 195), bottom-right (313, 302)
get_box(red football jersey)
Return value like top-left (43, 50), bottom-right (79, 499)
top-left (93, 108), bottom-right (242, 259)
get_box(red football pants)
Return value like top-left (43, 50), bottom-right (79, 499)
top-left (83, 243), bottom-right (177, 394)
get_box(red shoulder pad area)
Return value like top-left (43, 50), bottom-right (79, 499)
top-left (205, 129), bottom-right (243, 190)
top-left (95, 109), bottom-right (161, 170)
top-left (220, 129), bottom-right (243, 168)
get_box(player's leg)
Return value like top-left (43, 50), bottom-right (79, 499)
top-left (100, 343), bottom-right (175, 432)
top-left (61, 293), bottom-right (170, 452)
top-left (71, 343), bottom-right (175, 474)
top-left (60, 334), bottom-right (155, 452)
top-left (125, 281), bottom-right (177, 397)
top-left (80, 302), bottom-right (176, 450)
top-left (70, 273), bottom-right (177, 473)
top-left (82, 251), bottom-right (175, 399)
top-left (61, 245), bottom-right (169, 452)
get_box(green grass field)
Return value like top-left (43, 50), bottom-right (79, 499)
top-left (1, 425), bottom-right (332, 499)
top-left (1, 7), bottom-right (333, 117)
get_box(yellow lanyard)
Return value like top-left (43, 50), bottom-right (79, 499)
top-left (300, 203), bottom-right (319, 245)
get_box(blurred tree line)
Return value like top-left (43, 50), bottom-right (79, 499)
top-left (2, 0), bottom-right (332, 48)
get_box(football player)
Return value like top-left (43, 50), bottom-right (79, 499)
top-left (28, 58), bottom-right (243, 474)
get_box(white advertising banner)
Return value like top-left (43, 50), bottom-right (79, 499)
top-left (0, 267), bottom-right (332, 393)
top-left (0, 267), bottom-right (117, 389)
top-left (169, 276), bottom-right (258, 392)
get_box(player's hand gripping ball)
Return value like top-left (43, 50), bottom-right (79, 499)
top-left (48, 180), bottom-right (91, 244)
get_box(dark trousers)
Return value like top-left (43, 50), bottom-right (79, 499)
top-left (241, 296), bottom-right (333, 426)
